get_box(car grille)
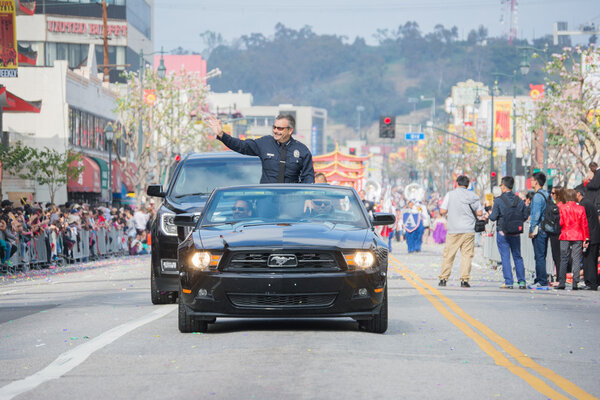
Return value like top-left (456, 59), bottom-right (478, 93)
top-left (224, 251), bottom-right (341, 272)
top-left (228, 293), bottom-right (337, 308)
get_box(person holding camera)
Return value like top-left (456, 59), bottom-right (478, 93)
top-left (438, 175), bottom-right (483, 288)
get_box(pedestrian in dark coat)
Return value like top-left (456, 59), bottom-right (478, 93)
top-left (584, 162), bottom-right (600, 211)
top-left (575, 185), bottom-right (600, 290)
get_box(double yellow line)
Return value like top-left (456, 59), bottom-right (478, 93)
top-left (389, 254), bottom-right (597, 400)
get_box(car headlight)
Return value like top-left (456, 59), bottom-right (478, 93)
top-left (190, 252), bottom-right (222, 270)
top-left (345, 251), bottom-right (375, 269)
top-left (160, 212), bottom-right (177, 236)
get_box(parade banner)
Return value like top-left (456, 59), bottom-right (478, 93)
top-left (493, 100), bottom-right (512, 142)
top-left (0, 0), bottom-right (18, 78)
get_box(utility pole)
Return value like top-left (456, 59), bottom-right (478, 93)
top-left (102, 0), bottom-right (109, 82)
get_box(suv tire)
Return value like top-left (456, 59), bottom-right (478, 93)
top-left (178, 293), bottom-right (208, 333)
top-left (151, 265), bottom-right (175, 304)
top-left (358, 286), bottom-right (388, 334)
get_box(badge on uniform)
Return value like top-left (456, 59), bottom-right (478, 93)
top-left (294, 150), bottom-right (300, 158)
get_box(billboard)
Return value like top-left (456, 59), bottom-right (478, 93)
top-left (0, 0), bottom-right (18, 78)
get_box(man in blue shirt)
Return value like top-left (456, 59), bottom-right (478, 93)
top-left (207, 114), bottom-right (315, 184)
top-left (528, 171), bottom-right (549, 287)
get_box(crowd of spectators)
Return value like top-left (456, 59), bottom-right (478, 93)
top-left (0, 198), bottom-right (155, 273)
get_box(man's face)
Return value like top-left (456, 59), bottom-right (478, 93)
top-left (359, 190), bottom-right (366, 200)
top-left (272, 119), bottom-right (293, 144)
top-left (311, 198), bottom-right (333, 215)
top-left (232, 200), bottom-right (251, 219)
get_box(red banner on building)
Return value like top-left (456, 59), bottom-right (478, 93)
top-left (0, 0), bottom-right (18, 77)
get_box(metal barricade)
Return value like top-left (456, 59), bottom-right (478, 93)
top-left (30, 235), bottom-right (49, 269)
top-left (97, 228), bottom-right (107, 257)
top-left (1, 226), bottom-right (132, 275)
top-left (483, 221), bottom-right (554, 279)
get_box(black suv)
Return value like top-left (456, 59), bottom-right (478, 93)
top-left (146, 152), bottom-right (262, 304)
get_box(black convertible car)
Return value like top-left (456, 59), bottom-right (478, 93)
top-left (174, 184), bottom-right (395, 333)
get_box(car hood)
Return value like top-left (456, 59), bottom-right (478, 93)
top-left (197, 223), bottom-right (370, 250)
top-left (165, 198), bottom-right (207, 214)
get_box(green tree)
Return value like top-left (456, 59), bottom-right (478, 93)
top-left (18, 148), bottom-right (84, 204)
top-left (0, 142), bottom-right (36, 199)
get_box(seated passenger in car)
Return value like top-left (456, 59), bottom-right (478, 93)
top-left (232, 200), bottom-right (253, 220)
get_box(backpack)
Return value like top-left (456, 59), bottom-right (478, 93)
top-left (499, 195), bottom-right (524, 235)
top-left (538, 192), bottom-right (561, 236)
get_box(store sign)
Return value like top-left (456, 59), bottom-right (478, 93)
top-left (0, 0), bottom-right (18, 78)
top-left (47, 20), bottom-right (128, 37)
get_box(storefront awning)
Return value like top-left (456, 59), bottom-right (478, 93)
top-left (90, 156), bottom-right (109, 190)
top-left (112, 160), bottom-right (137, 192)
top-left (0, 86), bottom-right (41, 113)
top-left (17, 1), bottom-right (36, 15)
top-left (67, 155), bottom-right (101, 193)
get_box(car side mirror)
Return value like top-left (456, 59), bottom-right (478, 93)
top-left (173, 213), bottom-right (199, 227)
top-left (147, 184), bottom-right (165, 198)
top-left (372, 212), bottom-right (395, 226)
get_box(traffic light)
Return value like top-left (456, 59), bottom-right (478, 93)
top-left (491, 171), bottom-right (498, 187)
top-left (379, 116), bottom-right (396, 138)
top-left (349, 147), bottom-right (356, 155)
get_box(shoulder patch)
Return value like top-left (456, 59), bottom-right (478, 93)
top-left (294, 149), bottom-right (300, 158)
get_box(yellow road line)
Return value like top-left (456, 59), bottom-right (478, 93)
top-left (389, 254), bottom-right (598, 400)
top-left (392, 265), bottom-right (569, 400)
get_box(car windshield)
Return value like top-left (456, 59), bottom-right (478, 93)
top-left (201, 187), bottom-right (369, 229)
top-left (171, 158), bottom-right (262, 198)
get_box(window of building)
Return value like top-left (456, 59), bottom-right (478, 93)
top-left (69, 106), bottom-right (116, 153)
top-left (46, 42), bottom-right (89, 68)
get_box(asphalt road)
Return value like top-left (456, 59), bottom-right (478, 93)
top-left (1, 243), bottom-right (599, 400)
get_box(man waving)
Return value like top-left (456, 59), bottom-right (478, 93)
top-left (207, 114), bottom-right (315, 184)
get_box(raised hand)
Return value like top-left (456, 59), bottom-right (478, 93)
top-left (206, 115), bottom-right (224, 138)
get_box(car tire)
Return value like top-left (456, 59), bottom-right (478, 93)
top-left (178, 294), bottom-right (208, 333)
top-left (150, 265), bottom-right (174, 304)
top-left (359, 286), bottom-right (388, 334)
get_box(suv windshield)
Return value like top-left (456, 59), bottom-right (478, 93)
top-left (171, 158), bottom-right (262, 198)
top-left (201, 187), bottom-right (368, 229)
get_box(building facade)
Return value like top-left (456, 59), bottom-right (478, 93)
top-left (16, 0), bottom-right (154, 82)
top-left (0, 49), bottom-right (133, 205)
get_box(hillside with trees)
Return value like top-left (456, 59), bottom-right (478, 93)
top-left (204, 22), bottom-right (567, 125)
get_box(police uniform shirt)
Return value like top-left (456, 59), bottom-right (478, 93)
top-left (218, 132), bottom-right (315, 184)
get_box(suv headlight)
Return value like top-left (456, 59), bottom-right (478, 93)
top-left (344, 251), bottom-right (375, 269)
top-left (160, 212), bottom-right (177, 236)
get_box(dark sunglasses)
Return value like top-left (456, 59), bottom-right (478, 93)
top-left (313, 200), bottom-right (331, 207)
top-left (232, 207), bottom-right (248, 211)
top-left (272, 125), bottom-right (289, 131)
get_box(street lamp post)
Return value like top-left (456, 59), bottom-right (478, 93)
top-left (105, 124), bottom-right (114, 205)
top-left (356, 105), bottom-right (365, 141)
top-left (493, 71), bottom-right (519, 178)
top-left (420, 95), bottom-right (436, 123)
top-left (137, 47), bottom-right (167, 155)
top-left (518, 45), bottom-right (550, 175)
top-left (475, 81), bottom-right (499, 192)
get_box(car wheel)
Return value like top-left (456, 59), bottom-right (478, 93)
top-left (178, 294), bottom-right (208, 333)
top-left (150, 265), bottom-right (174, 304)
top-left (358, 286), bottom-right (388, 334)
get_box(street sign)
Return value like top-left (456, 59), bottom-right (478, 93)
top-left (405, 132), bottom-right (425, 141)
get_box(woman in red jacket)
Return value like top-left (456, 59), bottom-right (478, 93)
top-left (556, 189), bottom-right (590, 290)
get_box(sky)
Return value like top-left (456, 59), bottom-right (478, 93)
top-left (154, 0), bottom-right (600, 53)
